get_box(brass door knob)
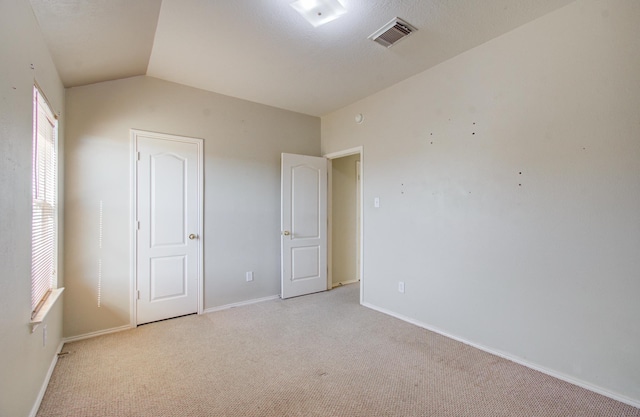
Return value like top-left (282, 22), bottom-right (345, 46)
top-left (282, 231), bottom-right (290, 236)
top-left (189, 234), bottom-right (197, 240)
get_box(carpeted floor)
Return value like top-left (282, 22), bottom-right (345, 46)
top-left (38, 284), bottom-right (639, 416)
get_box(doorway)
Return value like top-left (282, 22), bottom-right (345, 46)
top-left (130, 130), bottom-right (204, 325)
top-left (326, 147), bottom-right (364, 303)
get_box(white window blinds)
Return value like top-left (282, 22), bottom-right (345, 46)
top-left (32, 86), bottom-right (58, 316)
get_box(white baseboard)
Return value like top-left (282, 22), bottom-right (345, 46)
top-left (63, 324), bottom-right (133, 344)
top-left (29, 341), bottom-right (64, 417)
top-left (361, 302), bottom-right (640, 410)
top-left (332, 279), bottom-right (359, 288)
top-left (203, 295), bottom-right (280, 314)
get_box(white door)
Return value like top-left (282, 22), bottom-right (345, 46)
top-left (134, 131), bottom-right (203, 325)
top-left (281, 153), bottom-right (328, 299)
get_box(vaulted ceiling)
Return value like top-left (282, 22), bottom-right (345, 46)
top-left (29, 0), bottom-right (576, 116)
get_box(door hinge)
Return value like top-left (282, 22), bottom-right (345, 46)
top-left (137, 290), bottom-right (140, 300)
top-left (137, 151), bottom-right (141, 161)
top-left (137, 221), bottom-right (140, 230)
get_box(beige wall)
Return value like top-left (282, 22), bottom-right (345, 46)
top-left (331, 154), bottom-right (360, 286)
top-left (322, 0), bottom-right (640, 404)
top-left (0, 1), bottom-right (65, 416)
top-left (64, 75), bottom-right (320, 337)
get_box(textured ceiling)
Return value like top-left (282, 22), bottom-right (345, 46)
top-left (30, 0), bottom-right (576, 116)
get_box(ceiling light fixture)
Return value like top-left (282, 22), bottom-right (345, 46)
top-left (290, 0), bottom-right (347, 27)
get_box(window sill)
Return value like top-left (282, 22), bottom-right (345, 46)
top-left (30, 287), bottom-right (64, 333)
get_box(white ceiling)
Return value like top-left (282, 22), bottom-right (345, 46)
top-left (29, 0), bottom-right (576, 116)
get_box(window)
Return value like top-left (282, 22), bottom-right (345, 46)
top-left (31, 85), bottom-right (58, 318)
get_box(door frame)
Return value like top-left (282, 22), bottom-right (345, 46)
top-left (324, 146), bottom-right (364, 304)
top-left (129, 129), bottom-right (204, 327)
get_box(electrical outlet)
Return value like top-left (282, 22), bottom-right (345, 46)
top-left (398, 281), bottom-right (405, 293)
top-left (246, 271), bottom-right (254, 282)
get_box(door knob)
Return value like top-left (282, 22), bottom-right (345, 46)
top-left (189, 234), bottom-right (197, 240)
top-left (282, 231), bottom-right (290, 236)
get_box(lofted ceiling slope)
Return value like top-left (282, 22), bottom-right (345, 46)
top-left (29, 0), bottom-right (576, 116)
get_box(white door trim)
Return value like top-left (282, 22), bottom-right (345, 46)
top-left (324, 146), bottom-right (364, 305)
top-left (129, 129), bottom-right (204, 327)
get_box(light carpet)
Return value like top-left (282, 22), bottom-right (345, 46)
top-left (37, 284), bottom-right (639, 416)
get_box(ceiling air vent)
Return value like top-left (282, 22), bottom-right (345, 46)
top-left (369, 17), bottom-right (417, 48)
